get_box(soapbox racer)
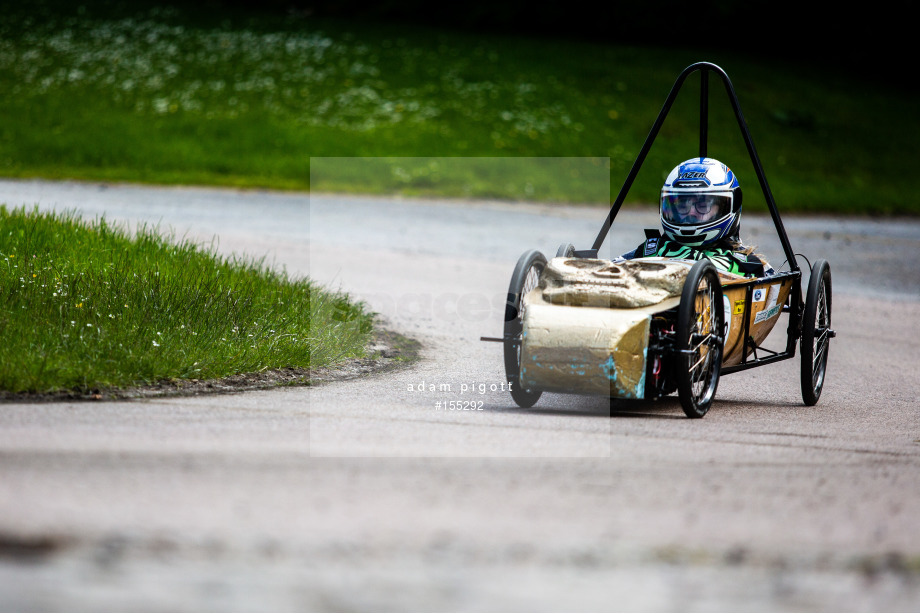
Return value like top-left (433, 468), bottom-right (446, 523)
top-left (483, 62), bottom-right (835, 418)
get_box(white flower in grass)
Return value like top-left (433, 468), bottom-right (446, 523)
top-left (152, 340), bottom-right (160, 347)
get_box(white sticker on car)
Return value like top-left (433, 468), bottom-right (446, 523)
top-left (766, 284), bottom-right (780, 309)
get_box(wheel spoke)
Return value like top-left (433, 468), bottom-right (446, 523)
top-left (813, 343), bottom-right (827, 368)
top-left (678, 262), bottom-right (723, 417)
top-left (689, 352), bottom-right (707, 375)
top-left (691, 350), bottom-right (712, 396)
top-left (814, 327), bottom-right (830, 347)
top-left (812, 331), bottom-right (829, 378)
top-left (689, 334), bottom-right (710, 354)
top-left (688, 277), bottom-right (717, 400)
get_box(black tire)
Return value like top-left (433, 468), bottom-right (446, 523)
top-left (676, 260), bottom-right (725, 418)
top-left (801, 260), bottom-right (832, 406)
top-left (555, 243), bottom-right (575, 258)
top-left (504, 250), bottom-right (547, 408)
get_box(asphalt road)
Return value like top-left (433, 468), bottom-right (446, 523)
top-left (1, 179), bottom-right (919, 611)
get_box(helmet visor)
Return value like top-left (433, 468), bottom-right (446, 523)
top-left (661, 192), bottom-right (732, 225)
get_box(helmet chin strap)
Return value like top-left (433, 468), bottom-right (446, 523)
top-left (663, 211), bottom-right (739, 248)
top-left (664, 228), bottom-right (728, 247)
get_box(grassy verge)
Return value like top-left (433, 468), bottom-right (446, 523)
top-left (0, 2), bottom-right (916, 214)
top-left (0, 206), bottom-right (373, 395)
top-left (311, 156), bottom-right (611, 203)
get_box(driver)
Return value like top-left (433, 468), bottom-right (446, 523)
top-left (621, 157), bottom-right (772, 277)
top-left (668, 193), bottom-right (722, 225)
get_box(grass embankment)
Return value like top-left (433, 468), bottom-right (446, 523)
top-left (0, 206), bottom-right (372, 395)
top-left (0, 2), bottom-right (916, 214)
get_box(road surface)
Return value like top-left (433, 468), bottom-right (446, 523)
top-left (1, 179), bottom-right (919, 611)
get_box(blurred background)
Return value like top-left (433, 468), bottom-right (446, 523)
top-left (0, 0), bottom-right (914, 213)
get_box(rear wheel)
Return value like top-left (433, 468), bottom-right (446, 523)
top-left (504, 250), bottom-right (547, 408)
top-left (676, 260), bottom-right (725, 418)
top-left (555, 243), bottom-right (576, 258)
top-left (801, 260), bottom-right (832, 406)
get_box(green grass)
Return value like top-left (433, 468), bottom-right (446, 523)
top-left (0, 2), bottom-right (916, 214)
top-left (0, 206), bottom-right (373, 394)
top-left (311, 157), bottom-right (611, 203)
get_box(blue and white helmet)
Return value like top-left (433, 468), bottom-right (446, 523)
top-left (660, 157), bottom-right (742, 247)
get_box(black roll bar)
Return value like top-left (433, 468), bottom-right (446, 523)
top-left (591, 62), bottom-right (799, 274)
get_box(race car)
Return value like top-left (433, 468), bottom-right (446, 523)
top-left (484, 62), bottom-right (834, 418)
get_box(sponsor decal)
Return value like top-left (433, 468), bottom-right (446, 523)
top-left (644, 237), bottom-right (659, 256)
top-left (733, 299), bottom-right (745, 315)
top-left (766, 284), bottom-right (781, 309)
top-left (753, 303), bottom-right (781, 324)
top-left (723, 295), bottom-right (731, 339)
top-left (752, 288), bottom-right (766, 303)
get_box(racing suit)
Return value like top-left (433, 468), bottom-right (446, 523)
top-left (621, 230), bottom-right (772, 277)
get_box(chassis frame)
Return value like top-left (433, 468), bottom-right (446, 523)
top-left (484, 62), bottom-right (835, 416)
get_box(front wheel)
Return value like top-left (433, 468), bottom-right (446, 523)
top-left (504, 250), bottom-right (547, 408)
top-left (676, 260), bottom-right (725, 418)
top-left (801, 260), bottom-right (832, 405)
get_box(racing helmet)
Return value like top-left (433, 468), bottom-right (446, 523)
top-left (660, 157), bottom-right (742, 247)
